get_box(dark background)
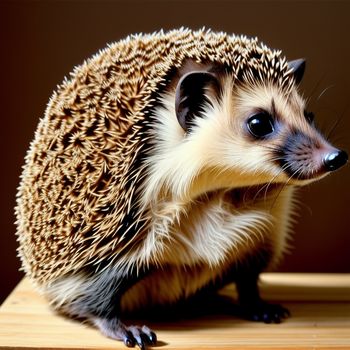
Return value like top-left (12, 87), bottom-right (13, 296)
top-left (1, 0), bottom-right (349, 304)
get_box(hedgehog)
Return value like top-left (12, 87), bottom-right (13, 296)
top-left (16, 28), bottom-right (347, 349)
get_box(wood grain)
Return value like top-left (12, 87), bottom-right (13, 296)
top-left (0, 274), bottom-right (349, 349)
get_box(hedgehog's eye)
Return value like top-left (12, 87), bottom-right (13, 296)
top-left (304, 110), bottom-right (315, 124)
top-left (247, 112), bottom-right (274, 138)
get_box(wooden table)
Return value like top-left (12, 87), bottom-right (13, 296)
top-left (0, 274), bottom-right (349, 349)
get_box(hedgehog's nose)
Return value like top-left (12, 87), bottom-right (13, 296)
top-left (323, 150), bottom-right (348, 172)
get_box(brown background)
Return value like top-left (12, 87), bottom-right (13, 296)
top-left (1, 0), bottom-right (350, 304)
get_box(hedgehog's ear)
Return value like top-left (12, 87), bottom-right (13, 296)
top-left (288, 59), bottom-right (306, 85)
top-left (175, 71), bottom-right (219, 131)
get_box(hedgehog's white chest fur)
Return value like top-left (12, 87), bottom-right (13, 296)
top-left (120, 188), bottom-right (281, 312)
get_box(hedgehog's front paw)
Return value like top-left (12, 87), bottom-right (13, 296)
top-left (93, 317), bottom-right (157, 349)
top-left (239, 301), bottom-right (290, 323)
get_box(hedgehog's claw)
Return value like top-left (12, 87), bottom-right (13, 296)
top-left (93, 317), bottom-right (157, 349)
top-left (239, 301), bottom-right (290, 323)
top-left (123, 330), bottom-right (136, 347)
top-left (142, 325), bottom-right (157, 345)
top-left (126, 325), bottom-right (157, 349)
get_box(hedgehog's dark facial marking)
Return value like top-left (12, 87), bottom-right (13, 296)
top-left (175, 71), bottom-right (220, 131)
top-left (276, 129), bottom-right (348, 180)
top-left (276, 130), bottom-right (318, 180)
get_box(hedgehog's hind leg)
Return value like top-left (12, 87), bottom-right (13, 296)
top-left (45, 267), bottom-right (157, 349)
top-left (93, 317), bottom-right (157, 349)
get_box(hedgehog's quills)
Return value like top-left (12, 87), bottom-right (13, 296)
top-left (16, 29), bottom-right (347, 349)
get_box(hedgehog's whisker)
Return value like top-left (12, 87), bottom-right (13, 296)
top-left (250, 159), bottom-right (288, 204)
top-left (317, 84), bottom-right (335, 101)
top-left (269, 164), bottom-right (303, 211)
top-left (326, 102), bottom-right (349, 142)
top-left (307, 75), bottom-right (325, 105)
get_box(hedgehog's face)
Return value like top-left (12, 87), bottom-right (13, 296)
top-left (172, 60), bottom-right (347, 190)
top-left (231, 79), bottom-right (348, 185)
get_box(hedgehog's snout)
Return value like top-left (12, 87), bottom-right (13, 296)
top-left (323, 149), bottom-right (348, 172)
top-left (277, 130), bottom-right (348, 181)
